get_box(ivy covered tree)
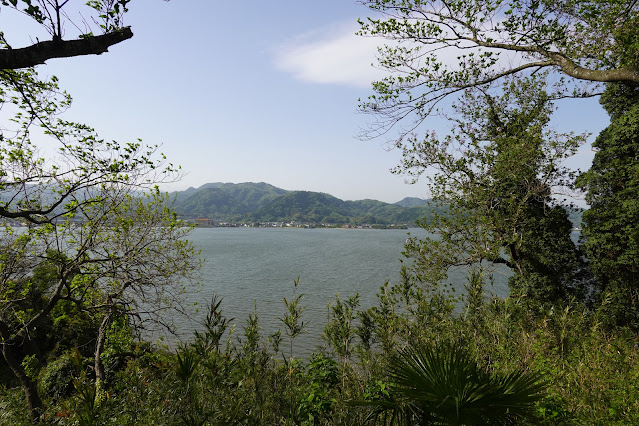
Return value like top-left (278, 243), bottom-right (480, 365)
top-left (577, 83), bottom-right (639, 328)
top-left (358, 0), bottom-right (638, 308)
top-left (399, 76), bottom-right (587, 305)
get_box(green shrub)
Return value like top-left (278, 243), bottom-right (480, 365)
top-left (38, 353), bottom-right (76, 400)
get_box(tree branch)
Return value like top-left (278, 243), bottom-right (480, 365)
top-left (471, 37), bottom-right (639, 84)
top-left (0, 27), bottom-right (133, 70)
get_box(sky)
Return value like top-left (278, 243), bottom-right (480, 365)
top-left (0, 0), bottom-right (609, 204)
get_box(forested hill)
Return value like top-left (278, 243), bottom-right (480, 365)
top-left (171, 182), bottom-right (435, 225)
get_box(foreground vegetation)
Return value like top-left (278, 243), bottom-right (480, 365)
top-left (2, 0), bottom-right (638, 424)
top-left (2, 272), bottom-right (638, 425)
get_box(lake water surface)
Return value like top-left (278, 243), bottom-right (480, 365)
top-left (171, 227), bottom-right (512, 355)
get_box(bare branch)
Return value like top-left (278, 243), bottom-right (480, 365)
top-left (0, 27), bottom-right (133, 70)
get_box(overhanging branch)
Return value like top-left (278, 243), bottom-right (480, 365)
top-left (0, 27), bottom-right (133, 70)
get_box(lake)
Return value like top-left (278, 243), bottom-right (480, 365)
top-left (166, 227), bottom-right (513, 355)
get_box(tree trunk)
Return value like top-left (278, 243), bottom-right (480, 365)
top-left (94, 311), bottom-right (112, 383)
top-left (93, 307), bottom-right (114, 410)
top-left (0, 338), bottom-right (43, 423)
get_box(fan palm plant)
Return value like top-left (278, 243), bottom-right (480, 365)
top-left (361, 341), bottom-right (545, 425)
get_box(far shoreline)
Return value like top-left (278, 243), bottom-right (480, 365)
top-left (188, 222), bottom-right (414, 230)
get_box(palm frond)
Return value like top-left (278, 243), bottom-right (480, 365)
top-left (356, 341), bottom-right (546, 425)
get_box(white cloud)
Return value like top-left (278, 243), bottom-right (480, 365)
top-left (271, 21), bottom-right (526, 89)
top-left (272, 22), bottom-right (389, 88)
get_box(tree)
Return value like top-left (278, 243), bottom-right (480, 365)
top-left (0, 1), bottom-right (200, 422)
top-left (0, 1), bottom-right (166, 225)
top-left (0, 187), bottom-right (200, 422)
top-left (0, 68), bottom-right (177, 225)
top-left (576, 83), bottom-right (639, 328)
top-left (357, 0), bottom-right (637, 307)
top-left (0, 67), bottom-right (190, 422)
top-left (0, 0), bottom-right (133, 70)
top-left (358, 0), bottom-right (639, 139)
top-left (398, 75), bottom-right (587, 305)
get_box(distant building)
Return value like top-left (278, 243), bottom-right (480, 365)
top-left (195, 218), bottom-right (214, 227)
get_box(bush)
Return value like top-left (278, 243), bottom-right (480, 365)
top-left (38, 353), bottom-right (77, 400)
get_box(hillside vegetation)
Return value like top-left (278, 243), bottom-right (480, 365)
top-left (172, 182), bottom-right (436, 225)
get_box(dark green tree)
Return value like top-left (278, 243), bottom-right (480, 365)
top-left (357, 0), bottom-right (637, 309)
top-left (398, 76), bottom-right (586, 305)
top-left (577, 83), bottom-right (639, 328)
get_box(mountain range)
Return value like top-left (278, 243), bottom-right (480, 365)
top-left (170, 182), bottom-right (435, 225)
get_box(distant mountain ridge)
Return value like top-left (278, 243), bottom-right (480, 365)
top-left (171, 182), bottom-right (434, 225)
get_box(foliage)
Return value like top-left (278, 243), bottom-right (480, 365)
top-left (281, 276), bottom-right (306, 361)
top-left (0, 68), bottom-right (176, 225)
top-left (0, 20), bottom-right (197, 425)
top-left (577, 82), bottom-right (639, 328)
top-left (36, 352), bottom-right (76, 401)
top-left (358, 0), bottom-right (639, 140)
top-left (1, 271), bottom-right (638, 424)
top-left (0, 1), bottom-right (201, 423)
top-left (325, 294), bottom-right (360, 362)
top-left (1, 1), bottom-right (637, 424)
top-left (362, 340), bottom-right (545, 425)
top-left (356, 0), bottom-right (636, 321)
top-left (297, 353), bottom-right (340, 424)
top-left (355, 0), bottom-right (638, 322)
top-left (0, 0), bottom-right (131, 36)
top-left (192, 296), bottom-right (233, 357)
top-left (396, 76), bottom-right (587, 306)
top-left (0, 0), bottom-right (134, 71)
top-left (0, 188), bottom-right (200, 421)
top-left (173, 183), bottom-right (437, 225)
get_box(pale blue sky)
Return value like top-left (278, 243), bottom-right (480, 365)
top-left (1, 1), bottom-right (608, 203)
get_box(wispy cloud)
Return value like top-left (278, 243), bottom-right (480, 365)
top-left (272, 22), bottom-right (388, 88)
top-left (272, 19), bottom-right (531, 90)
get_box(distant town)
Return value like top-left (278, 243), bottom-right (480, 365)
top-left (184, 218), bottom-right (409, 229)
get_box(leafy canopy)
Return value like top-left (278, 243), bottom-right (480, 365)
top-left (576, 82), bottom-right (639, 327)
top-left (398, 75), bottom-right (586, 304)
top-left (358, 0), bottom-right (639, 139)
